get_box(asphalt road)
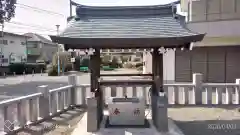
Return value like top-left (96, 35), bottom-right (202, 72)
top-left (0, 69), bottom-right (140, 101)
top-left (0, 73), bottom-right (91, 101)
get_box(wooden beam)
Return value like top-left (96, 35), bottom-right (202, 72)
top-left (90, 49), bottom-right (101, 93)
top-left (99, 79), bottom-right (153, 86)
top-left (100, 73), bottom-right (152, 77)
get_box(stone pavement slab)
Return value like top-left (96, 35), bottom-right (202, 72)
top-left (71, 110), bottom-right (185, 135)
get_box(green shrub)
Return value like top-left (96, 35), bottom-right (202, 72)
top-left (135, 62), bottom-right (143, 68)
top-left (9, 63), bottom-right (46, 75)
top-left (120, 56), bottom-right (129, 63)
top-left (64, 64), bottom-right (72, 72)
top-left (137, 66), bottom-right (143, 71)
top-left (101, 61), bottom-right (111, 66)
top-left (109, 56), bottom-right (119, 68)
top-left (133, 57), bottom-right (141, 62)
top-left (9, 63), bottom-right (25, 74)
top-left (80, 58), bottom-right (90, 67)
top-left (25, 63), bottom-right (46, 74)
top-left (123, 63), bottom-right (134, 68)
top-left (48, 65), bottom-right (58, 76)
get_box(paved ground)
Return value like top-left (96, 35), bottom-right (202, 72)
top-left (16, 107), bottom-right (240, 135)
top-left (70, 110), bottom-right (184, 135)
top-left (168, 107), bottom-right (240, 135)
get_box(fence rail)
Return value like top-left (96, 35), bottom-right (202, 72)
top-left (0, 73), bottom-right (240, 134)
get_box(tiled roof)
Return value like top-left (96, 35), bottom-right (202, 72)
top-left (59, 3), bottom-right (200, 38)
top-left (24, 33), bottom-right (56, 45)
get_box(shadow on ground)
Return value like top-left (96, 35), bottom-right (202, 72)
top-left (17, 107), bottom-right (85, 135)
top-left (168, 107), bottom-right (240, 135)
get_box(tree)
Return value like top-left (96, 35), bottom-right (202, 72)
top-left (0, 0), bottom-right (17, 24)
top-left (110, 56), bottom-right (119, 68)
top-left (52, 52), bottom-right (71, 72)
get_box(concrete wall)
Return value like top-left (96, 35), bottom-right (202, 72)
top-left (189, 0), bottom-right (240, 22)
top-left (0, 34), bottom-right (27, 66)
top-left (143, 50), bottom-right (175, 82)
top-left (188, 19), bottom-right (240, 37)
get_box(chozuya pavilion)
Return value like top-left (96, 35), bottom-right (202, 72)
top-left (50, 2), bottom-right (204, 135)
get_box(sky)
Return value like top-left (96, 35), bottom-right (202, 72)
top-left (4, 0), bottom-right (182, 39)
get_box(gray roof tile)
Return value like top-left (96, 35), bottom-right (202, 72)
top-left (60, 4), bottom-right (200, 39)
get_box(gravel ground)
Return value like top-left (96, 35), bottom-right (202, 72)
top-left (168, 107), bottom-right (240, 135)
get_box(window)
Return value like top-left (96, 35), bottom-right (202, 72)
top-left (0, 40), bottom-right (8, 45)
top-left (21, 42), bottom-right (25, 45)
top-left (2, 58), bottom-right (8, 63)
top-left (27, 41), bottom-right (39, 48)
top-left (11, 58), bottom-right (15, 61)
top-left (27, 43), bottom-right (38, 48)
top-left (10, 41), bottom-right (14, 43)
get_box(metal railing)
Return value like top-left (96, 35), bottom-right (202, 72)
top-left (0, 73), bottom-right (240, 134)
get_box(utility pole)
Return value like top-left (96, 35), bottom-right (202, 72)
top-left (0, 23), bottom-right (4, 70)
top-left (70, 0), bottom-right (72, 17)
top-left (56, 24), bottom-right (60, 76)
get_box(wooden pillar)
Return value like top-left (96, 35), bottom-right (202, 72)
top-left (151, 48), bottom-right (164, 127)
top-left (152, 48), bottom-right (164, 92)
top-left (90, 49), bottom-right (100, 93)
top-left (89, 48), bottom-right (102, 129)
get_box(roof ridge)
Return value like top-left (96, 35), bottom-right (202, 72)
top-left (76, 3), bottom-right (176, 17)
top-left (76, 3), bottom-right (174, 10)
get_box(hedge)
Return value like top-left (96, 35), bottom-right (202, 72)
top-left (135, 62), bottom-right (143, 68)
top-left (48, 65), bottom-right (58, 76)
top-left (9, 63), bottom-right (46, 75)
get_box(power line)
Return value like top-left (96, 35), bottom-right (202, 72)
top-left (5, 24), bottom-right (57, 33)
top-left (6, 21), bottom-right (57, 31)
top-left (16, 3), bottom-right (65, 17)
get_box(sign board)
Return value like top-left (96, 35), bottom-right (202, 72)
top-left (71, 58), bottom-right (75, 62)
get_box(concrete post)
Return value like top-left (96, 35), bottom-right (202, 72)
top-left (235, 79), bottom-right (240, 104)
top-left (68, 75), bottom-right (77, 106)
top-left (17, 100), bottom-right (27, 127)
top-left (192, 73), bottom-right (203, 104)
top-left (38, 85), bottom-right (50, 118)
top-left (3, 106), bottom-right (14, 133)
top-left (155, 92), bottom-right (168, 132)
top-left (87, 97), bottom-right (98, 132)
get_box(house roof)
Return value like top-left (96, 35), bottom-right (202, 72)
top-left (50, 3), bottom-right (204, 49)
top-left (1, 32), bottom-right (30, 38)
top-left (25, 33), bottom-right (56, 45)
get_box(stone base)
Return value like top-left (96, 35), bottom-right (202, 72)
top-left (71, 110), bottom-right (185, 135)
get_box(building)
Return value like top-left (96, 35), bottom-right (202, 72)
top-left (0, 32), bottom-right (29, 73)
top-left (24, 33), bottom-right (58, 64)
top-left (144, 0), bottom-right (240, 83)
